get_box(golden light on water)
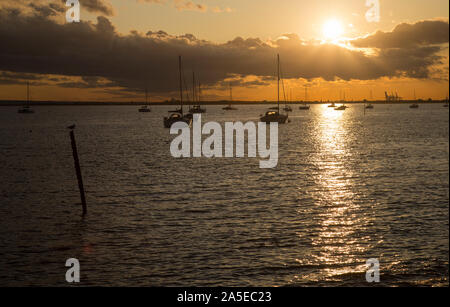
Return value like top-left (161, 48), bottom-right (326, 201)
top-left (310, 105), bottom-right (371, 280)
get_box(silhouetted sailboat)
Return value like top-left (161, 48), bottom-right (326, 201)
top-left (365, 90), bottom-right (374, 109)
top-left (138, 88), bottom-right (151, 112)
top-left (444, 94), bottom-right (449, 108)
top-left (189, 72), bottom-right (206, 114)
top-left (164, 56), bottom-right (193, 128)
top-left (410, 90), bottom-right (419, 109)
top-left (283, 89), bottom-right (293, 112)
top-left (334, 104), bottom-right (348, 111)
top-left (260, 54), bottom-right (289, 124)
top-left (299, 87), bottom-right (310, 110)
top-left (223, 83), bottom-right (238, 111)
top-left (18, 82), bottom-right (34, 114)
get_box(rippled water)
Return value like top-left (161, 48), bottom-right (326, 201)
top-left (0, 104), bottom-right (448, 287)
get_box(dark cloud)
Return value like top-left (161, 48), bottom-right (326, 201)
top-left (0, 0), bottom-right (114, 16)
top-left (352, 20), bottom-right (449, 49)
top-left (0, 8), bottom-right (447, 96)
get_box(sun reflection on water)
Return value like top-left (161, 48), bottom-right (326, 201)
top-left (294, 105), bottom-right (373, 283)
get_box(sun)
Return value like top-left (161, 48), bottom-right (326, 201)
top-left (323, 19), bottom-right (344, 41)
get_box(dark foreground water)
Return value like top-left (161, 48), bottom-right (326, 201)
top-left (0, 104), bottom-right (448, 286)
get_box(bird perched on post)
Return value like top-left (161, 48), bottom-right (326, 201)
top-left (67, 124), bottom-right (76, 130)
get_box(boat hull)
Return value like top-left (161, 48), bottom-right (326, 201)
top-left (260, 114), bottom-right (289, 124)
top-left (18, 108), bottom-right (34, 114)
top-left (164, 114), bottom-right (193, 128)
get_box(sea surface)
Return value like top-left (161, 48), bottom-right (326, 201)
top-left (0, 104), bottom-right (448, 287)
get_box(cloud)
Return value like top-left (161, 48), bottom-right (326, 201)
top-left (352, 20), bottom-right (449, 49)
top-left (0, 8), bottom-right (447, 96)
top-left (173, 0), bottom-right (206, 12)
top-left (0, 0), bottom-right (114, 16)
top-left (138, 0), bottom-right (231, 13)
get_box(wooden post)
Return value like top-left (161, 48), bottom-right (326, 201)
top-left (70, 130), bottom-right (87, 216)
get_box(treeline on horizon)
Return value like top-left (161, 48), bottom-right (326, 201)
top-left (0, 99), bottom-right (448, 106)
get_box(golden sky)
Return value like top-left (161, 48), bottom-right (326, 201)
top-left (0, 0), bottom-right (448, 102)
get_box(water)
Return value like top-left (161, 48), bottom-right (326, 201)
top-left (0, 104), bottom-right (448, 286)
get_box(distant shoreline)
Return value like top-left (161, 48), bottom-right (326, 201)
top-left (0, 100), bottom-right (447, 106)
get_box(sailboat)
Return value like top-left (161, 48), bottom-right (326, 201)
top-left (410, 89), bottom-right (419, 109)
top-left (334, 91), bottom-right (348, 110)
top-left (189, 73), bottom-right (206, 114)
top-left (164, 56), bottom-right (193, 128)
top-left (138, 88), bottom-right (151, 112)
top-left (298, 87), bottom-right (310, 110)
top-left (443, 94), bottom-right (449, 108)
top-left (365, 90), bottom-right (374, 109)
top-left (334, 104), bottom-right (348, 110)
top-left (18, 82), bottom-right (35, 114)
top-left (223, 83), bottom-right (238, 111)
top-left (283, 89), bottom-right (293, 112)
top-left (260, 54), bottom-right (289, 124)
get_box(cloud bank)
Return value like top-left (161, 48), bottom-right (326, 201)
top-left (0, 4), bottom-right (448, 96)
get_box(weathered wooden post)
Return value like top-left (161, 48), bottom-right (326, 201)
top-left (69, 128), bottom-right (87, 216)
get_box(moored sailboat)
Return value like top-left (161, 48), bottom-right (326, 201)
top-left (260, 54), bottom-right (289, 124)
top-left (138, 88), bottom-right (151, 112)
top-left (223, 83), bottom-right (238, 111)
top-left (189, 73), bottom-right (206, 114)
top-left (164, 56), bottom-right (193, 128)
top-left (18, 82), bottom-right (35, 114)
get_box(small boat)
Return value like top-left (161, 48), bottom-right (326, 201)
top-left (328, 102), bottom-right (336, 108)
top-left (334, 105), bottom-right (347, 111)
top-left (138, 89), bottom-right (151, 112)
top-left (283, 105), bottom-right (293, 112)
top-left (260, 110), bottom-right (289, 124)
top-left (163, 56), bottom-right (193, 128)
top-left (299, 104), bottom-right (310, 110)
top-left (223, 84), bottom-right (238, 111)
top-left (164, 112), bottom-right (192, 128)
top-left (223, 105), bottom-right (237, 111)
top-left (365, 104), bottom-right (374, 109)
top-left (444, 103), bottom-right (449, 108)
top-left (189, 105), bottom-right (206, 114)
top-left (138, 106), bottom-right (151, 113)
top-left (189, 73), bottom-right (206, 114)
top-left (409, 103), bottom-right (419, 109)
top-left (18, 105), bottom-right (34, 114)
top-left (18, 82), bottom-right (34, 114)
top-left (260, 54), bottom-right (289, 124)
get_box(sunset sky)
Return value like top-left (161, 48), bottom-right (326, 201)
top-left (0, 0), bottom-right (448, 102)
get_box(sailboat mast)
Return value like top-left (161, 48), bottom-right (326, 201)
top-left (192, 71), bottom-right (196, 105)
top-left (145, 88), bottom-right (148, 105)
top-left (277, 54), bottom-right (280, 112)
top-left (230, 83), bottom-right (233, 102)
top-left (179, 56), bottom-right (183, 114)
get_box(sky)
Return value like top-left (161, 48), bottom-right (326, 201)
top-left (0, 0), bottom-right (449, 102)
